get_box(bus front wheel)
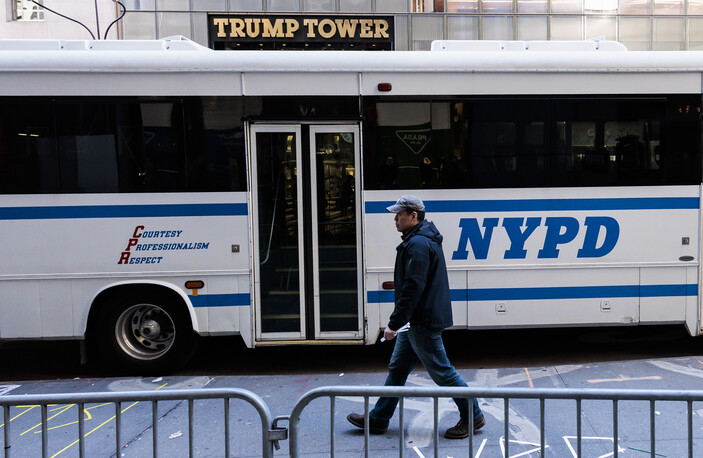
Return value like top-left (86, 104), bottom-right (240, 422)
top-left (95, 291), bottom-right (197, 373)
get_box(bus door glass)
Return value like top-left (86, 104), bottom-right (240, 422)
top-left (250, 124), bottom-right (362, 341)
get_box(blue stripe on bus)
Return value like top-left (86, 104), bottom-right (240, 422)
top-left (365, 197), bottom-right (699, 214)
top-left (367, 284), bottom-right (698, 303)
top-left (0, 203), bottom-right (248, 220)
top-left (189, 293), bottom-right (250, 308)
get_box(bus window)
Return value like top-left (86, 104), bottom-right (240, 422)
top-left (550, 96), bottom-right (701, 187)
top-left (55, 103), bottom-right (120, 193)
top-left (452, 99), bottom-right (548, 189)
top-left (0, 101), bottom-right (59, 194)
top-left (183, 97), bottom-right (246, 192)
top-left (365, 101), bottom-right (450, 190)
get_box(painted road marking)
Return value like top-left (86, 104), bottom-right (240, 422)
top-left (0, 385), bottom-right (20, 396)
top-left (498, 437), bottom-right (550, 457)
top-left (524, 368), bottom-right (534, 388)
top-left (0, 405), bottom-right (37, 429)
top-left (21, 404), bottom-right (75, 435)
top-left (649, 359), bottom-right (703, 378)
top-left (50, 382), bottom-right (169, 457)
top-left (563, 436), bottom-right (626, 458)
top-left (588, 375), bottom-right (662, 383)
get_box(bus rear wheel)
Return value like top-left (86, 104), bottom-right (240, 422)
top-left (95, 291), bottom-right (197, 373)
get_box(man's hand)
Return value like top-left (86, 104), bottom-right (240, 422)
top-left (383, 326), bottom-right (397, 341)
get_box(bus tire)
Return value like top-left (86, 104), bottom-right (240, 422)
top-left (94, 290), bottom-right (198, 374)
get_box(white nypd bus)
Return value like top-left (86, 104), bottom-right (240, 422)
top-left (0, 37), bottom-right (700, 371)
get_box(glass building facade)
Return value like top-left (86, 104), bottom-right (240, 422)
top-left (120, 0), bottom-right (703, 50)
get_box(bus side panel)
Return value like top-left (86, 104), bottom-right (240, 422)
top-left (364, 272), bottom-right (383, 344)
top-left (40, 280), bottom-right (74, 338)
top-left (0, 280), bottom-right (41, 339)
top-left (0, 192), bottom-right (250, 340)
top-left (468, 267), bottom-right (640, 328)
top-left (364, 186), bottom-right (699, 331)
top-left (687, 266), bottom-right (700, 335)
top-left (0, 279), bottom-right (74, 339)
top-left (640, 267), bottom-right (686, 323)
top-left (205, 274), bottom-right (250, 336)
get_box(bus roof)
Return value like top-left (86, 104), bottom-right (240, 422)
top-left (1, 38), bottom-right (702, 96)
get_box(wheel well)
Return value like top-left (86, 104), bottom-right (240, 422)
top-left (86, 284), bottom-right (191, 341)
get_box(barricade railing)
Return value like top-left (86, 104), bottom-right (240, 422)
top-left (287, 385), bottom-right (703, 458)
top-left (4, 385), bottom-right (703, 457)
top-left (0, 388), bottom-right (286, 458)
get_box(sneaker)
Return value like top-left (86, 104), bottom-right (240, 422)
top-left (444, 415), bottom-right (486, 439)
top-left (347, 412), bottom-right (388, 434)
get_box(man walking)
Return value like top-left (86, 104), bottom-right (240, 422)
top-left (347, 195), bottom-right (485, 439)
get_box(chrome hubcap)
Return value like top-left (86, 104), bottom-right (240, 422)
top-left (115, 304), bottom-right (175, 361)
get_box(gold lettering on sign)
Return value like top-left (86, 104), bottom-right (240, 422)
top-left (318, 19), bottom-right (336, 39)
top-left (285, 19), bottom-right (299, 37)
top-left (303, 19), bottom-right (318, 38)
top-left (262, 18), bottom-right (284, 38)
top-left (359, 19), bottom-right (373, 38)
top-left (245, 18), bottom-right (261, 38)
top-left (374, 19), bottom-right (389, 38)
top-left (335, 19), bottom-right (358, 38)
top-left (213, 18), bottom-right (229, 38)
top-left (229, 18), bottom-right (245, 37)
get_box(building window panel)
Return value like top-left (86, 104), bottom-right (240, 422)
top-left (550, 16), bottom-right (583, 39)
top-left (411, 15), bottom-right (443, 49)
top-left (15, 0), bottom-right (44, 21)
top-left (157, 12), bottom-right (191, 38)
top-left (411, 15), bottom-right (444, 40)
top-left (339, 0), bottom-right (372, 12)
top-left (518, 0), bottom-right (548, 13)
top-left (447, 16), bottom-right (479, 39)
top-left (688, 18), bottom-right (703, 48)
top-left (619, 0), bottom-right (649, 14)
top-left (413, 0), bottom-right (442, 11)
top-left (157, 0), bottom-right (190, 10)
top-left (304, 0), bottom-right (335, 11)
top-left (654, 0), bottom-right (683, 14)
top-left (123, 11), bottom-right (157, 39)
top-left (619, 17), bottom-right (651, 40)
top-left (584, 0), bottom-right (617, 12)
top-left (482, 0), bottom-right (514, 12)
top-left (585, 16), bottom-right (616, 39)
top-left (122, 0), bottom-right (156, 10)
top-left (518, 16), bottom-right (547, 40)
top-left (192, 0), bottom-right (227, 11)
top-left (376, 0), bottom-right (410, 12)
top-left (653, 17), bottom-right (684, 49)
top-left (229, 0), bottom-right (264, 11)
top-left (619, 16), bottom-right (651, 49)
top-left (266, 0), bottom-right (299, 10)
top-left (483, 16), bottom-right (513, 39)
top-left (689, 0), bottom-right (703, 15)
top-left (192, 12), bottom-right (209, 45)
top-left (550, 0), bottom-right (582, 14)
top-left (446, 0), bottom-right (478, 11)
top-left (395, 14), bottom-right (409, 50)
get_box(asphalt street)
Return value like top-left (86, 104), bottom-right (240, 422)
top-left (2, 325), bottom-right (703, 457)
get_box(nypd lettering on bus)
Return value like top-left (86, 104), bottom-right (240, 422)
top-left (452, 216), bottom-right (619, 260)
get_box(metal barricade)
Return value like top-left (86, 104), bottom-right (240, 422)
top-left (0, 388), bottom-right (287, 458)
top-left (287, 385), bottom-right (703, 458)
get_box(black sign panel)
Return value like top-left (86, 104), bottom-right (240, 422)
top-left (208, 14), bottom-right (394, 50)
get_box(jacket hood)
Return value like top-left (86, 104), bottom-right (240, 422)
top-left (404, 220), bottom-right (443, 244)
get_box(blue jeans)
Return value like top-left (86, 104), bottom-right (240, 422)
top-left (370, 326), bottom-right (483, 427)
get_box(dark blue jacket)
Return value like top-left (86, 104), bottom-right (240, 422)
top-left (388, 220), bottom-right (453, 331)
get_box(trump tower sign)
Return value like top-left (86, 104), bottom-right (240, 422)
top-left (208, 14), bottom-right (394, 50)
